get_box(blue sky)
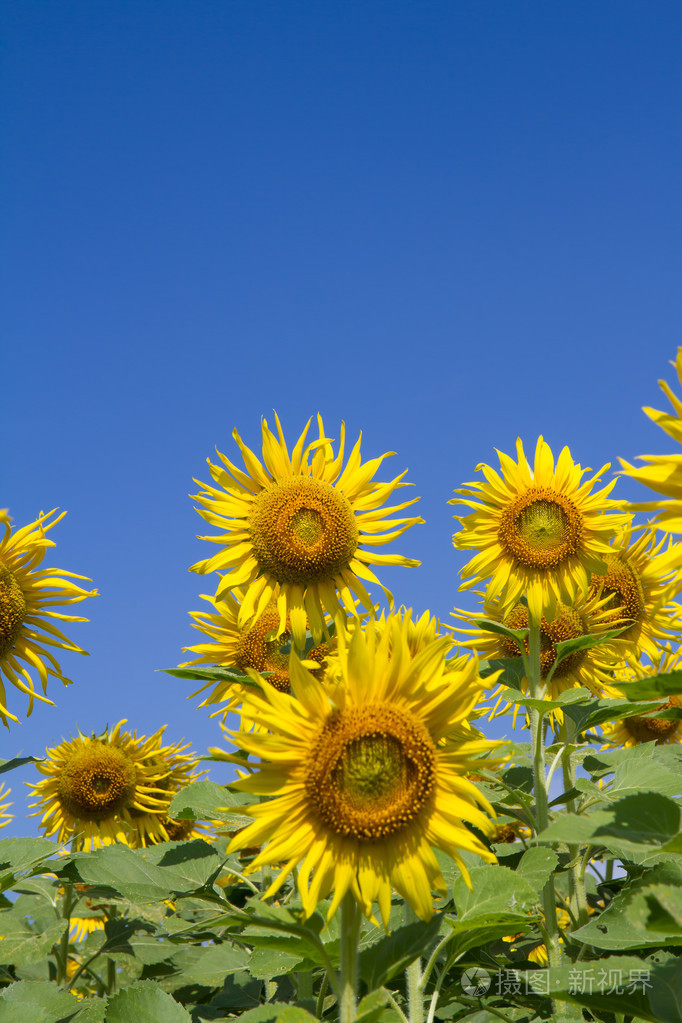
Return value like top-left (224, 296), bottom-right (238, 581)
top-left (2, 1), bottom-right (681, 835)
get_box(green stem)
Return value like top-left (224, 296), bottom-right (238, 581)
top-left (107, 957), bottom-right (116, 995)
top-left (338, 892), bottom-right (361, 1023)
top-left (315, 971), bottom-right (329, 1019)
top-left (560, 718), bottom-right (589, 930)
top-left (527, 616), bottom-right (561, 970)
top-left (55, 882), bottom-right (75, 985)
top-left (404, 903), bottom-right (424, 1023)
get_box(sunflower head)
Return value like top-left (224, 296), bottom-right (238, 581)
top-left (226, 611), bottom-right (505, 927)
top-left (587, 524), bottom-right (682, 658)
top-left (190, 414), bottom-right (422, 647)
top-left (126, 733), bottom-right (207, 846)
top-left (181, 589), bottom-right (331, 728)
top-left (0, 510), bottom-right (97, 727)
top-left (452, 589), bottom-right (630, 706)
top-left (451, 437), bottom-right (627, 623)
top-left (601, 649), bottom-right (682, 748)
top-left (29, 721), bottom-right (175, 849)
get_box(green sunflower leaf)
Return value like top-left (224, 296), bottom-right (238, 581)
top-left (166, 942), bottom-right (250, 987)
top-left (64, 842), bottom-right (221, 903)
top-left (617, 669), bottom-right (682, 700)
top-left (0, 918), bottom-right (66, 967)
top-left (610, 755), bottom-right (682, 800)
top-left (247, 946), bottom-right (307, 979)
top-left (355, 987), bottom-right (403, 1023)
top-left (105, 981), bottom-right (191, 1022)
top-left (474, 619), bottom-right (528, 645)
top-left (478, 657), bottom-right (526, 689)
top-left (501, 687), bottom-right (592, 713)
top-left (358, 915), bottom-right (442, 989)
top-left (535, 792), bottom-right (681, 856)
top-left (0, 837), bottom-right (57, 894)
top-left (516, 846), bottom-right (559, 890)
top-left (571, 863), bottom-right (682, 949)
top-left (645, 883), bottom-right (682, 933)
top-left (169, 780), bottom-right (253, 825)
top-left (453, 862), bottom-right (539, 918)
top-left (564, 697), bottom-right (681, 735)
top-left (524, 954), bottom-right (682, 1023)
top-left (551, 626), bottom-right (628, 666)
top-left (0, 755), bottom-right (39, 776)
top-left (162, 665), bottom-right (256, 686)
top-left (233, 1005), bottom-right (319, 1023)
top-left (0, 979), bottom-right (101, 1023)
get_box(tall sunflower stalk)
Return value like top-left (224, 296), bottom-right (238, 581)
top-left (525, 616), bottom-right (562, 968)
top-left (452, 436), bottom-right (628, 971)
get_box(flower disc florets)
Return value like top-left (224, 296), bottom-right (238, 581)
top-left (250, 477), bottom-right (359, 585)
top-left (0, 564), bottom-right (26, 657)
top-left (502, 602), bottom-right (586, 680)
top-left (624, 696), bottom-right (682, 744)
top-left (306, 704), bottom-right (436, 841)
top-left (498, 489), bottom-right (583, 570)
top-left (57, 743), bottom-right (136, 821)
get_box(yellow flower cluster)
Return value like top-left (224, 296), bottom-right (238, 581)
top-left (29, 720), bottom-right (207, 850)
top-left (449, 409), bottom-right (682, 744)
top-left (181, 414), bottom-right (505, 925)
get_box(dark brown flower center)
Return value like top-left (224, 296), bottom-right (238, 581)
top-left (589, 555), bottom-right (645, 637)
top-left (0, 563), bottom-right (26, 657)
top-left (624, 695), bottom-right (682, 744)
top-left (305, 704), bottom-right (436, 842)
top-left (502, 602), bottom-right (586, 679)
top-left (58, 743), bottom-right (136, 821)
top-left (249, 477), bottom-right (358, 585)
top-left (498, 488), bottom-right (584, 569)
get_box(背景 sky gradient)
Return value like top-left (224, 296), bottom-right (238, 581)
top-left (2, 0), bottom-right (681, 835)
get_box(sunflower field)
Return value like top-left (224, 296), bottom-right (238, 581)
top-left (3, 354), bottom-right (682, 1023)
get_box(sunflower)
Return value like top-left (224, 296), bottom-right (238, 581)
top-left (181, 587), bottom-right (330, 716)
top-left (451, 437), bottom-right (627, 623)
top-left (620, 349), bottom-right (682, 530)
top-left (70, 913), bottom-right (106, 942)
top-left (190, 414), bottom-right (423, 647)
top-left (0, 783), bottom-right (12, 828)
top-left (126, 733), bottom-right (210, 846)
top-left (28, 721), bottom-right (173, 849)
top-left (0, 510), bottom-right (97, 726)
top-left (587, 523), bottom-right (682, 659)
top-left (505, 902), bottom-right (574, 965)
top-left (601, 649), bottom-right (682, 747)
top-left (226, 612), bottom-right (503, 926)
top-left (452, 590), bottom-right (631, 703)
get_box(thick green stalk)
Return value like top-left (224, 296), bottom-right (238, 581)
top-left (338, 892), bottom-right (361, 1023)
top-left (404, 903), bottom-right (424, 1023)
top-left (56, 881), bottom-right (75, 985)
top-left (560, 717), bottom-right (589, 929)
top-left (527, 617), bottom-right (561, 969)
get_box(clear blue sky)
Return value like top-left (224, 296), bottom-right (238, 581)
top-left (2, 1), bottom-right (681, 835)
